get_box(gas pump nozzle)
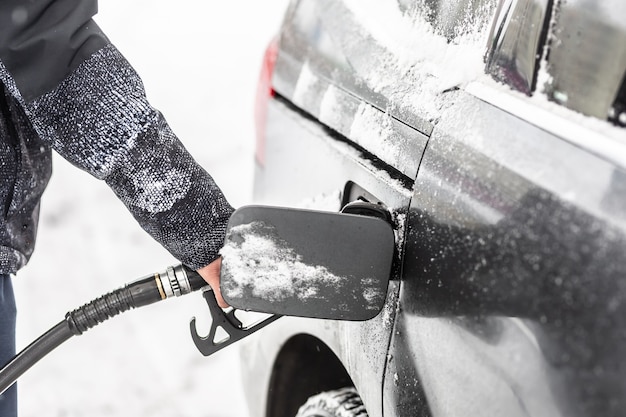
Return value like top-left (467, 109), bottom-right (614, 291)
top-left (0, 263), bottom-right (206, 396)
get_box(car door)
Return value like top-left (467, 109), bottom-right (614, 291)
top-left (387, 1), bottom-right (626, 416)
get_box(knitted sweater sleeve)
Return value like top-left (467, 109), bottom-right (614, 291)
top-left (0, 2), bottom-right (234, 270)
top-left (30, 45), bottom-right (234, 269)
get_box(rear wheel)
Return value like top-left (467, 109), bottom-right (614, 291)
top-left (295, 387), bottom-right (368, 417)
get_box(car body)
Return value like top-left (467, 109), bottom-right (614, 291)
top-left (241, 1), bottom-right (626, 416)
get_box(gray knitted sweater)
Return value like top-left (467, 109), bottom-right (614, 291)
top-left (0, 1), bottom-right (234, 274)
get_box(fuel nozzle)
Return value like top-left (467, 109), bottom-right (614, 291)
top-left (66, 264), bottom-right (207, 335)
top-left (0, 264), bottom-right (208, 396)
top-left (156, 264), bottom-right (207, 299)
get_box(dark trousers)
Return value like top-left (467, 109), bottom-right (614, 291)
top-left (0, 275), bottom-right (17, 417)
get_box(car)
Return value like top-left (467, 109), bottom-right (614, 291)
top-left (240, 0), bottom-right (626, 416)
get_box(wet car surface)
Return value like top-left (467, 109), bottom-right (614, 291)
top-left (243, 1), bottom-right (626, 416)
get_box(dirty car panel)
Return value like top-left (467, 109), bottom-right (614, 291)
top-left (394, 93), bottom-right (626, 417)
top-left (242, 0), bottom-right (626, 416)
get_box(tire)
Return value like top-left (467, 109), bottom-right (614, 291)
top-left (295, 387), bottom-right (368, 417)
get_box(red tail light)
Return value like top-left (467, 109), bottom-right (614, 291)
top-left (254, 36), bottom-right (279, 167)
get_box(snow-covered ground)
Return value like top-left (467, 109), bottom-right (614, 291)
top-left (13, 1), bottom-right (289, 415)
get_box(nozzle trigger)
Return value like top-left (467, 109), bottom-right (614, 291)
top-left (189, 288), bottom-right (280, 356)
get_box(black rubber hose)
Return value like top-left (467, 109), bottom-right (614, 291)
top-left (0, 321), bottom-right (73, 395)
top-left (0, 284), bottom-right (139, 394)
top-left (65, 282), bottom-right (143, 335)
top-left (0, 264), bottom-right (206, 395)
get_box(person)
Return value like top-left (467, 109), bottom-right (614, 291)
top-left (0, 2), bottom-right (233, 415)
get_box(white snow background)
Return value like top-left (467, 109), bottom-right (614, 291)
top-left (14, 1), bottom-right (289, 416)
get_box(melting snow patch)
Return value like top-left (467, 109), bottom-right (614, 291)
top-left (220, 221), bottom-right (385, 313)
top-left (349, 103), bottom-right (400, 165)
top-left (220, 221), bottom-right (344, 302)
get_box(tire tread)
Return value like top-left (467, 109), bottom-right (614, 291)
top-left (295, 387), bottom-right (368, 417)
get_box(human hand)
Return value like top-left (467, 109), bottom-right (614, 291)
top-left (197, 258), bottom-right (229, 308)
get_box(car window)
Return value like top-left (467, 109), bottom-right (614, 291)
top-left (483, 0), bottom-right (626, 129)
top-left (542, 0), bottom-right (626, 127)
top-left (485, 0), bottom-right (551, 95)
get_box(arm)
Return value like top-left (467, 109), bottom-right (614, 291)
top-left (0, 0), bottom-right (233, 297)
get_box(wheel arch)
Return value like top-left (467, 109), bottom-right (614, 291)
top-left (266, 333), bottom-right (354, 417)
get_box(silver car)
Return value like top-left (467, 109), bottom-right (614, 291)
top-left (242, 1), bottom-right (626, 416)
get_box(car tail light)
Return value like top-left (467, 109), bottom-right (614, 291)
top-left (254, 36), bottom-right (279, 167)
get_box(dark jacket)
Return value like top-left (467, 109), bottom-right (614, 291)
top-left (0, 0), bottom-right (234, 273)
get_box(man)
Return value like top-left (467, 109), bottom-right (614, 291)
top-left (0, 2), bottom-right (233, 415)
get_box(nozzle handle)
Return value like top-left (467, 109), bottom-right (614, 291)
top-left (190, 288), bottom-right (280, 357)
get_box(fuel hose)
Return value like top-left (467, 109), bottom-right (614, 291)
top-left (0, 264), bottom-right (206, 396)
